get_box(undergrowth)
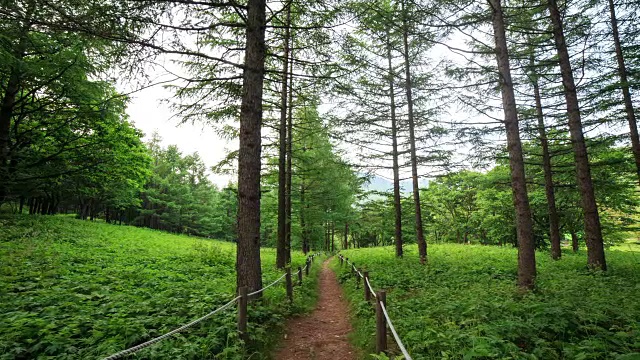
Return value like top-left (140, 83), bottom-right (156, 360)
top-left (0, 214), bottom-right (322, 359)
top-left (334, 245), bottom-right (640, 360)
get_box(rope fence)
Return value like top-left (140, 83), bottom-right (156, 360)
top-left (103, 253), bottom-right (321, 360)
top-left (338, 254), bottom-right (413, 360)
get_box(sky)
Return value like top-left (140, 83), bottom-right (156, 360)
top-left (118, 10), bottom-right (491, 191)
top-left (123, 79), bottom-right (235, 187)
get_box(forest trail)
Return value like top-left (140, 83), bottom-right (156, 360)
top-left (273, 258), bottom-right (357, 360)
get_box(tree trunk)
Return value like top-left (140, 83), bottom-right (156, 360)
top-left (386, 29), bottom-right (403, 258)
top-left (285, 40), bottom-right (294, 266)
top-left (608, 0), bottom-right (640, 184)
top-left (324, 221), bottom-right (329, 251)
top-left (532, 76), bottom-right (562, 259)
top-left (236, 0), bottom-right (266, 294)
top-left (0, 12), bottom-right (31, 202)
top-left (300, 180), bottom-right (308, 254)
top-left (401, 4), bottom-right (426, 264)
top-left (490, 0), bottom-right (536, 289)
top-left (276, 2), bottom-right (291, 269)
top-left (571, 230), bottom-right (579, 252)
top-left (331, 221), bottom-right (335, 252)
top-left (548, 0), bottom-right (606, 270)
top-left (344, 222), bottom-right (349, 249)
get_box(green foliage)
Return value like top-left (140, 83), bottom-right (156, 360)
top-left (0, 215), bottom-right (321, 359)
top-left (135, 135), bottom-right (238, 240)
top-left (335, 245), bottom-right (640, 359)
top-left (261, 100), bottom-right (361, 251)
top-left (411, 138), bottom-right (639, 250)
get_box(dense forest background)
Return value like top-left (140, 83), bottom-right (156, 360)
top-left (1, 0), bottom-right (639, 289)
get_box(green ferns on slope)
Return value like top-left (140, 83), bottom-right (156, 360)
top-left (335, 245), bottom-right (640, 360)
top-left (0, 215), bottom-right (321, 359)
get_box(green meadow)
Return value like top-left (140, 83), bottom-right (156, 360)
top-left (0, 215), bottom-right (320, 360)
top-left (335, 245), bottom-right (640, 360)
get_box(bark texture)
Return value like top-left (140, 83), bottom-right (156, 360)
top-left (276, 3), bottom-right (291, 269)
top-left (237, 0), bottom-right (266, 293)
top-left (401, 7), bottom-right (426, 263)
top-left (608, 0), bottom-right (640, 184)
top-left (490, 0), bottom-right (537, 289)
top-left (285, 38), bottom-right (294, 265)
top-left (386, 30), bottom-right (403, 258)
top-left (532, 78), bottom-right (561, 259)
top-left (548, 0), bottom-right (606, 270)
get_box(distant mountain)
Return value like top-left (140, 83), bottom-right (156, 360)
top-left (364, 175), bottom-right (394, 193)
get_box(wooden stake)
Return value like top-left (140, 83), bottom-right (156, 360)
top-left (286, 268), bottom-right (293, 303)
top-left (237, 286), bottom-right (248, 343)
top-left (376, 290), bottom-right (387, 354)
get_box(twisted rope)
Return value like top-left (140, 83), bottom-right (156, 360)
top-left (248, 272), bottom-right (288, 297)
top-left (365, 277), bottom-right (377, 299)
top-left (340, 254), bottom-right (411, 359)
top-left (380, 301), bottom-right (412, 360)
top-left (103, 296), bottom-right (240, 360)
top-left (103, 255), bottom-right (319, 359)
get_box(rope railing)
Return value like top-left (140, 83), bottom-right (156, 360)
top-left (380, 301), bottom-right (412, 360)
top-left (103, 253), bottom-right (320, 359)
top-left (247, 272), bottom-right (288, 297)
top-left (365, 277), bottom-right (377, 299)
top-left (338, 254), bottom-right (412, 360)
top-left (103, 296), bottom-right (241, 360)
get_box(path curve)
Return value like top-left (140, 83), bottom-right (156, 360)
top-left (273, 258), bottom-right (357, 360)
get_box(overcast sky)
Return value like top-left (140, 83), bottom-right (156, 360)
top-left (124, 80), bottom-right (235, 187)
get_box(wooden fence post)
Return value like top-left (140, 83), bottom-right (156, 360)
top-left (237, 286), bottom-right (248, 343)
top-left (298, 266), bottom-right (303, 286)
top-left (364, 271), bottom-right (370, 301)
top-left (376, 290), bottom-right (387, 354)
top-left (286, 268), bottom-right (293, 303)
top-left (305, 259), bottom-right (310, 276)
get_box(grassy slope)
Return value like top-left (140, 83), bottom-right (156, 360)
top-left (334, 245), bottom-right (640, 360)
top-left (0, 215), bottom-right (321, 360)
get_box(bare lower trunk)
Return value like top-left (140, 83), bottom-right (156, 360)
top-left (237, 0), bottom-right (266, 294)
top-left (548, 0), bottom-right (606, 270)
top-left (608, 0), bottom-right (640, 184)
top-left (490, 0), bottom-right (536, 289)
top-left (0, 8), bottom-right (30, 202)
top-left (386, 29), bottom-right (403, 258)
top-left (532, 78), bottom-right (561, 259)
top-left (344, 222), bottom-right (349, 249)
top-left (0, 69), bottom-right (20, 201)
top-left (401, 5), bottom-right (426, 263)
top-left (285, 39), bottom-right (294, 266)
top-left (325, 222), bottom-right (329, 251)
top-left (276, 3), bottom-right (291, 269)
top-left (571, 230), bottom-right (579, 252)
top-left (331, 222), bottom-right (335, 252)
top-left (300, 180), bottom-right (308, 254)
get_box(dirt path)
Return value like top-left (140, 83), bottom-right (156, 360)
top-left (273, 258), bottom-right (357, 360)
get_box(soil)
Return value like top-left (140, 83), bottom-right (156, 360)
top-left (272, 258), bottom-right (357, 360)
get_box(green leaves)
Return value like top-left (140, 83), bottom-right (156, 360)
top-left (0, 215), bottom-right (318, 359)
top-left (336, 245), bottom-right (640, 359)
